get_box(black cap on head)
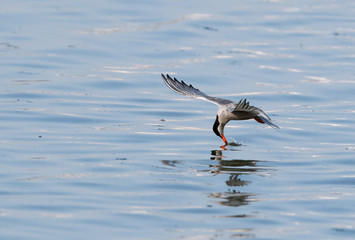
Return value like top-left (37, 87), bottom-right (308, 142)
top-left (212, 115), bottom-right (221, 138)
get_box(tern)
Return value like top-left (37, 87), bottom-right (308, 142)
top-left (161, 74), bottom-right (279, 146)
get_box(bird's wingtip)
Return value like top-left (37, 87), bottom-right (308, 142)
top-left (162, 74), bottom-right (171, 82)
top-left (255, 115), bottom-right (280, 130)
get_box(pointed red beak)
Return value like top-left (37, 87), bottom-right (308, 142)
top-left (221, 133), bottom-right (228, 145)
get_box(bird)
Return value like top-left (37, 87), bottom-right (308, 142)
top-left (161, 74), bottom-right (279, 146)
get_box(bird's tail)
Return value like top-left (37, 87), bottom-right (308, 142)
top-left (254, 115), bottom-right (279, 130)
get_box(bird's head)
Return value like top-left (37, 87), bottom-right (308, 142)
top-left (213, 115), bottom-right (228, 144)
top-left (213, 115), bottom-right (221, 138)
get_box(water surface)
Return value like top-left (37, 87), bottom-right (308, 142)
top-left (1, 0), bottom-right (355, 239)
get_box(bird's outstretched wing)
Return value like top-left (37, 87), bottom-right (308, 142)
top-left (162, 74), bottom-right (233, 106)
top-left (232, 99), bottom-right (279, 129)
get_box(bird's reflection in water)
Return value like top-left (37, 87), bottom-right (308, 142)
top-left (160, 160), bottom-right (182, 167)
top-left (209, 150), bottom-right (265, 207)
top-left (160, 150), bottom-right (269, 209)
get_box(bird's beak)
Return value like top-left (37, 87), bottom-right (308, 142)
top-left (220, 133), bottom-right (228, 150)
top-left (221, 133), bottom-right (228, 145)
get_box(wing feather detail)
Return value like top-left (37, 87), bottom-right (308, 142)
top-left (233, 98), bottom-right (279, 129)
top-left (232, 98), bottom-right (258, 113)
top-left (162, 74), bottom-right (233, 106)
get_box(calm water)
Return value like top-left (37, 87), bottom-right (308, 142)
top-left (1, 0), bottom-right (355, 239)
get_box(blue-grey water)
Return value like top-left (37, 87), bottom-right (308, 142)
top-left (1, 0), bottom-right (355, 239)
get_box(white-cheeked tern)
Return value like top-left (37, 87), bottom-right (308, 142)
top-left (162, 74), bottom-right (279, 146)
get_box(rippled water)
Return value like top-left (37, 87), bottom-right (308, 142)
top-left (1, 0), bottom-right (355, 239)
